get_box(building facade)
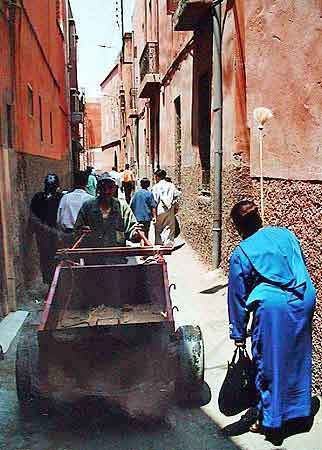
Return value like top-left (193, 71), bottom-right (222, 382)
top-left (98, 33), bottom-right (136, 173)
top-left (109, 0), bottom-right (322, 391)
top-left (68, 2), bottom-right (84, 173)
top-left (85, 98), bottom-right (106, 173)
top-left (0, 0), bottom-right (78, 316)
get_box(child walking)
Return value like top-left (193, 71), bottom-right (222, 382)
top-left (130, 178), bottom-right (156, 238)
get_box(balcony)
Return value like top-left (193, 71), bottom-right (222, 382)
top-left (138, 42), bottom-right (160, 98)
top-left (173, 0), bottom-right (212, 31)
top-left (128, 88), bottom-right (139, 118)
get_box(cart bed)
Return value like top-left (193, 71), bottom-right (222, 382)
top-left (57, 303), bottom-right (168, 329)
top-left (35, 259), bottom-right (177, 420)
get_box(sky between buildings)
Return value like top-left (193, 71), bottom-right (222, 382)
top-left (69, 0), bottom-right (135, 98)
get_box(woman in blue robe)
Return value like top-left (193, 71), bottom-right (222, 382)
top-left (228, 200), bottom-right (316, 434)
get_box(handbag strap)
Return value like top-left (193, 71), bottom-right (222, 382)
top-left (230, 346), bottom-right (252, 365)
top-left (231, 347), bottom-right (239, 364)
top-left (238, 347), bottom-right (252, 360)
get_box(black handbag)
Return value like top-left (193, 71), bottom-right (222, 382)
top-left (218, 347), bottom-right (257, 416)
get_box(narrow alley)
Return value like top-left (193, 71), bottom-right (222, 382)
top-left (1, 0), bottom-right (322, 449)
top-left (1, 242), bottom-right (322, 450)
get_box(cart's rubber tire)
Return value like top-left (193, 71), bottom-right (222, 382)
top-left (175, 325), bottom-right (205, 404)
top-left (16, 329), bottom-right (46, 414)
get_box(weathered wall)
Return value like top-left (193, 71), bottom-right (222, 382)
top-left (220, 1), bottom-right (322, 393)
top-left (12, 151), bottom-right (71, 292)
top-left (245, 1), bottom-right (322, 180)
top-left (221, 161), bottom-right (322, 393)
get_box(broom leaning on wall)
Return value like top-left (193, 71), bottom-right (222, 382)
top-left (253, 107), bottom-right (273, 225)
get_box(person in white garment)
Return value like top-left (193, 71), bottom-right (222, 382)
top-left (109, 166), bottom-right (122, 198)
top-left (57, 171), bottom-right (93, 234)
top-left (152, 169), bottom-right (181, 246)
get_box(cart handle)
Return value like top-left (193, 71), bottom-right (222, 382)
top-left (70, 232), bottom-right (87, 250)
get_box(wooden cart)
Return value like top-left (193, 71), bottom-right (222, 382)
top-left (16, 245), bottom-right (205, 421)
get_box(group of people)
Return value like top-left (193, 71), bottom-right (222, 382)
top-left (30, 167), bottom-right (317, 442)
top-left (30, 166), bottom-right (180, 284)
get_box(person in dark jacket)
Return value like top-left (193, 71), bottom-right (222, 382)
top-left (30, 173), bottom-right (63, 284)
top-left (130, 178), bottom-right (156, 238)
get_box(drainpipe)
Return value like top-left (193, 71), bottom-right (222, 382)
top-left (135, 117), bottom-right (140, 179)
top-left (210, 0), bottom-right (223, 268)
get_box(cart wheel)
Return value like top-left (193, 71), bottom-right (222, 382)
top-left (16, 329), bottom-right (44, 414)
top-left (175, 325), bottom-right (205, 404)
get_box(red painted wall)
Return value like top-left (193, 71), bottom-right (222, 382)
top-left (14, 0), bottom-right (69, 160)
top-left (0, 10), bottom-right (10, 92)
top-left (86, 100), bottom-right (102, 149)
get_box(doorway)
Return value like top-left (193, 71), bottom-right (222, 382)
top-left (198, 72), bottom-right (211, 191)
top-left (174, 96), bottom-right (182, 187)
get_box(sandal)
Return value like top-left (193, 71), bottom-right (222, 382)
top-left (249, 420), bottom-right (263, 433)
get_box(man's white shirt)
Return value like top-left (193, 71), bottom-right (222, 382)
top-left (152, 179), bottom-right (180, 215)
top-left (109, 170), bottom-right (122, 188)
top-left (57, 189), bottom-right (93, 230)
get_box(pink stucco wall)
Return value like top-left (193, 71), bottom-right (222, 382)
top-left (86, 99), bottom-right (101, 149)
top-left (246, 1), bottom-right (322, 181)
top-left (93, 148), bottom-right (115, 173)
top-left (100, 65), bottom-right (121, 149)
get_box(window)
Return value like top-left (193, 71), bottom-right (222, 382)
top-left (49, 112), bottom-right (53, 144)
top-left (6, 105), bottom-right (13, 148)
top-left (39, 96), bottom-right (43, 142)
top-left (27, 84), bottom-right (33, 116)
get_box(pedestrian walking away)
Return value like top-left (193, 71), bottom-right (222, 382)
top-left (30, 173), bottom-right (63, 285)
top-left (85, 166), bottom-right (97, 197)
top-left (122, 163), bottom-right (135, 204)
top-left (109, 166), bottom-right (122, 198)
top-left (57, 170), bottom-right (93, 234)
top-left (227, 200), bottom-right (316, 439)
top-left (152, 169), bottom-right (181, 246)
top-left (74, 172), bottom-right (142, 264)
top-left (130, 177), bottom-right (157, 238)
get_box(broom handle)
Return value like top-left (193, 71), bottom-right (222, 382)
top-left (259, 127), bottom-right (265, 225)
